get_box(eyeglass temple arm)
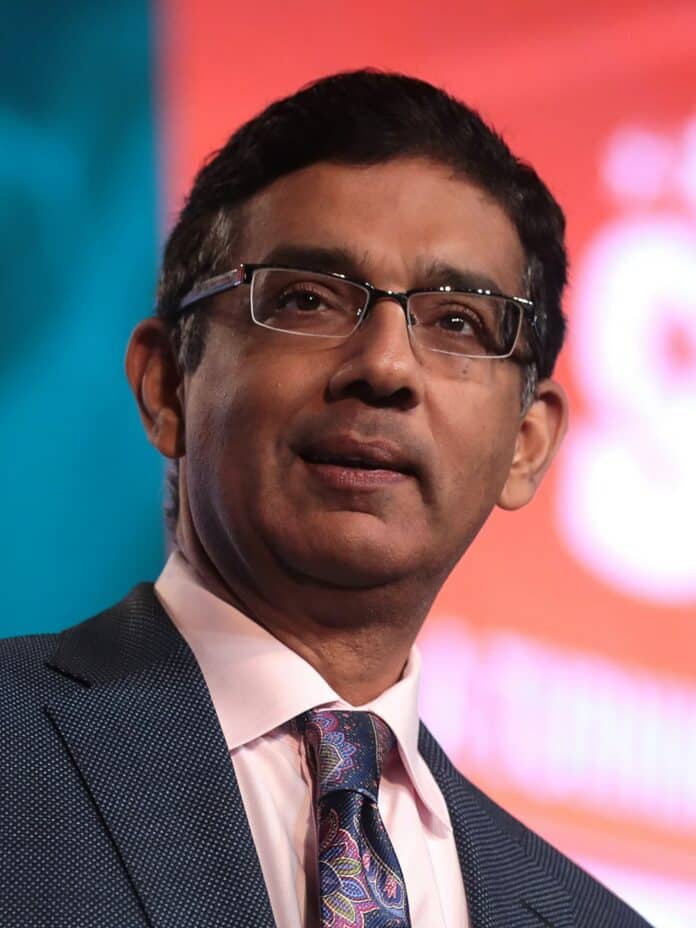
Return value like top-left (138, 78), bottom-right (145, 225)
top-left (178, 266), bottom-right (248, 312)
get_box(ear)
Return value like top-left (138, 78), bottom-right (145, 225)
top-left (498, 378), bottom-right (569, 511)
top-left (125, 318), bottom-right (185, 459)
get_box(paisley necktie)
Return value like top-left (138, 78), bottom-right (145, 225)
top-left (302, 709), bottom-right (411, 928)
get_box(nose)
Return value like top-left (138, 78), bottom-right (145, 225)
top-left (327, 296), bottom-right (425, 409)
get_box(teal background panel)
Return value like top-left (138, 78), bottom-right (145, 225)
top-left (0, 0), bottom-right (164, 636)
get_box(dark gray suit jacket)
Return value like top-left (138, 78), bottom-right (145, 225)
top-left (1, 584), bottom-right (652, 927)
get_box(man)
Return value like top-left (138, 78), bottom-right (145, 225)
top-left (1, 71), bottom-right (651, 927)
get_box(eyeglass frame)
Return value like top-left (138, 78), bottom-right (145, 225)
top-left (176, 262), bottom-right (541, 363)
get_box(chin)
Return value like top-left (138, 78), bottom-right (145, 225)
top-left (291, 554), bottom-right (414, 590)
top-left (276, 527), bottom-right (425, 590)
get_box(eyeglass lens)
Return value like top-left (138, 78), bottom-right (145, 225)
top-left (250, 267), bottom-right (521, 358)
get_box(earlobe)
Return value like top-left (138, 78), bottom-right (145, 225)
top-left (498, 378), bottom-right (569, 511)
top-left (125, 318), bottom-right (186, 459)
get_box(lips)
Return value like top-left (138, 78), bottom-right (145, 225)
top-left (299, 436), bottom-right (416, 476)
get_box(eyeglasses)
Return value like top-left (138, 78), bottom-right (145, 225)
top-left (177, 263), bottom-right (538, 361)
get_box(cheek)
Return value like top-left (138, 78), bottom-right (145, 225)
top-left (185, 346), bottom-right (314, 493)
top-left (435, 391), bottom-right (520, 504)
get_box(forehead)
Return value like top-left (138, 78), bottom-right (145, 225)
top-left (240, 158), bottom-right (526, 294)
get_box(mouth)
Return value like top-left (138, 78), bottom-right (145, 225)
top-left (300, 437), bottom-right (414, 473)
top-left (303, 451), bottom-right (402, 471)
top-left (298, 436), bottom-right (417, 489)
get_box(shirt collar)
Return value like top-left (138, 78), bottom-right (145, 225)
top-left (155, 551), bottom-right (451, 833)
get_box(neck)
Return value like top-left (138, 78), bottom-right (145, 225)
top-left (174, 519), bottom-right (439, 705)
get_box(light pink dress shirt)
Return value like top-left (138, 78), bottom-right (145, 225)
top-left (155, 552), bottom-right (468, 927)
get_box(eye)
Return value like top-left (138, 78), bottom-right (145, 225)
top-left (431, 305), bottom-right (487, 339)
top-left (277, 285), bottom-right (333, 312)
top-left (436, 313), bottom-right (477, 334)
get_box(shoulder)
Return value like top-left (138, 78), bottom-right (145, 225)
top-left (0, 582), bottom-right (164, 713)
top-left (0, 631), bottom-right (63, 710)
top-left (0, 583), bottom-right (179, 810)
top-left (0, 630), bottom-right (75, 802)
top-left (419, 724), bottom-right (653, 928)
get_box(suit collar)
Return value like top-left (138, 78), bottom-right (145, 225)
top-left (45, 584), bottom-right (275, 928)
top-left (419, 724), bottom-right (576, 928)
top-left (47, 583), bottom-right (183, 684)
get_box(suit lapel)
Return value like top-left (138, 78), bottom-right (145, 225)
top-left (419, 725), bottom-right (575, 928)
top-left (45, 585), bottom-right (274, 928)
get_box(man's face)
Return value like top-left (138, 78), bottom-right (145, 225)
top-left (181, 158), bottom-right (529, 590)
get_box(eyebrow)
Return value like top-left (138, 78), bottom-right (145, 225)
top-left (260, 244), bottom-right (366, 279)
top-left (258, 244), bottom-right (512, 296)
top-left (414, 259), bottom-right (508, 296)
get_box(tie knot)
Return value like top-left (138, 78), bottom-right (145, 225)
top-left (301, 709), bottom-right (395, 802)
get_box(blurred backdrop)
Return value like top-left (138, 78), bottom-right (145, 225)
top-left (2, 1), bottom-right (695, 924)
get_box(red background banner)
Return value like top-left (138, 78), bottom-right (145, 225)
top-left (159, 3), bottom-right (696, 922)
